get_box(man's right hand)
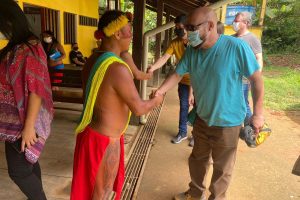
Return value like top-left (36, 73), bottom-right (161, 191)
top-left (153, 92), bottom-right (164, 106)
top-left (250, 115), bottom-right (264, 135)
top-left (150, 89), bottom-right (165, 99)
top-left (144, 71), bottom-right (153, 80)
top-left (147, 65), bottom-right (154, 74)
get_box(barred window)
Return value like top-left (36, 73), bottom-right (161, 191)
top-left (64, 12), bottom-right (76, 44)
top-left (79, 16), bottom-right (98, 27)
top-left (41, 8), bottom-right (59, 39)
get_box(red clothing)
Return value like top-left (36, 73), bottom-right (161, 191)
top-left (0, 58), bottom-right (23, 141)
top-left (71, 127), bottom-right (125, 200)
top-left (0, 41), bottom-right (53, 164)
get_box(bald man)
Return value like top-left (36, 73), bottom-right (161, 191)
top-left (152, 7), bottom-right (264, 200)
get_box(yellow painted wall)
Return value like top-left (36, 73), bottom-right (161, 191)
top-left (224, 25), bottom-right (263, 40)
top-left (77, 25), bottom-right (98, 57)
top-left (0, 0), bottom-right (98, 63)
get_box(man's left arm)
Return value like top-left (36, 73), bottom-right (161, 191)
top-left (248, 71), bottom-right (264, 134)
top-left (240, 41), bottom-right (264, 134)
top-left (252, 36), bottom-right (263, 71)
top-left (255, 53), bottom-right (263, 71)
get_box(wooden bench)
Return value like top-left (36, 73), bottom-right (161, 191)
top-left (49, 65), bottom-right (84, 104)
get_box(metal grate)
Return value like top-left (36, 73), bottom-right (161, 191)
top-left (112, 100), bottom-right (164, 200)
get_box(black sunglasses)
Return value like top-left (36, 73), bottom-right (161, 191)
top-left (184, 21), bottom-right (208, 31)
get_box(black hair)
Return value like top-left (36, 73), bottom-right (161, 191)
top-left (98, 10), bottom-right (125, 34)
top-left (41, 30), bottom-right (59, 56)
top-left (71, 42), bottom-right (78, 47)
top-left (174, 14), bottom-right (186, 24)
top-left (42, 30), bottom-right (58, 44)
top-left (0, 0), bottom-right (37, 61)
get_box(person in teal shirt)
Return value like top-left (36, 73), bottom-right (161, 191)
top-left (152, 7), bottom-right (264, 200)
top-left (176, 34), bottom-right (259, 127)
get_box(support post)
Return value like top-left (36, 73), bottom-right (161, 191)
top-left (162, 9), bottom-right (171, 74)
top-left (169, 17), bottom-right (174, 42)
top-left (259, 0), bottom-right (267, 26)
top-left (107, 0), bottom-right (111, 10)
top-left (153, 0), bottom-right (164, 87)
top-left (115, 0), bottom-right (120, 10)
top-left (131, 0), bottom-right (146, 125)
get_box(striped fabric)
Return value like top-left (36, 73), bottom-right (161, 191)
top-left (0, 41), bottom-right (53, 164)
top-left (76, 52), bottom-right (133, 135)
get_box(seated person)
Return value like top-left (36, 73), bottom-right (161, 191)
top-left (69, 43), bottom-right (86, 66)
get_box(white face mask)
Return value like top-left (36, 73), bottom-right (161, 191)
top-left (187, 30), bottom-right (204, 47)
top-left (232, 22), bottom-right (240, 32)
top-left (43, 37), bottom-right (52, 43)
top-left (0, 32), bottom-right (6, 40)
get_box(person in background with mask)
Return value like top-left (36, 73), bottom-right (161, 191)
top-left (151, 7), bottom-right (264, 200)
top-left (41, 30), bottom-right (66, 89)
top-left (233, 12), bottom-right (263, 125)
top-left (148, 14), bottom-right (195, 146)
top-left (69, 42), bottom-right (86, 66)
top-left (0, 0), bottom-right (53, 199)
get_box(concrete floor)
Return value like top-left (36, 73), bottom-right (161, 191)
top-left (0, 103), bottom-right (139, 200)
top-left (137, 88), bottom-right (300, 200)
top-left (0, 87), bottom-right (299, 200)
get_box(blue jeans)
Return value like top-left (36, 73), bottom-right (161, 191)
top-left (178, 83), bottom-right (190, 136)
top-left (243, 82), bottom-right (252, 124)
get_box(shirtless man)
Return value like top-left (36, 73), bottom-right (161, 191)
top-left (70, 10), bottom-right (163, 200)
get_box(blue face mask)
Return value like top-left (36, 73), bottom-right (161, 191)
top-left (187, 30), bottom-right (203, 47)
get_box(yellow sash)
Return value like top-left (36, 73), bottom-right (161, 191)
top-left (75, 54), bottom-right (133, 135)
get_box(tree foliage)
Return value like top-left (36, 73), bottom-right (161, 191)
top-left (232, 0), bottom-right (300, 53)
top-left (121, 0), bottom-right (300, 54)
top-left (123, 1), bottom-right (158, 54)
top-left (262, 0), bottom-right (300, 53)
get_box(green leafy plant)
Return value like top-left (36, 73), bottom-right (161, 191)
top-left (262, 0), bottom-right (300, 53)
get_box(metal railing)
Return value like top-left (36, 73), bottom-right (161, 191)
top-left (140, 0), bottom-right (239, 124)
top-left (140, 22), bottom-right (175, 124)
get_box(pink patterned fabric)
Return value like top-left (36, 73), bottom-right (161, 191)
top-left (0, 55), bottom-right (22, 141)
top-left (0, 40), bottom-right (54, 163)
